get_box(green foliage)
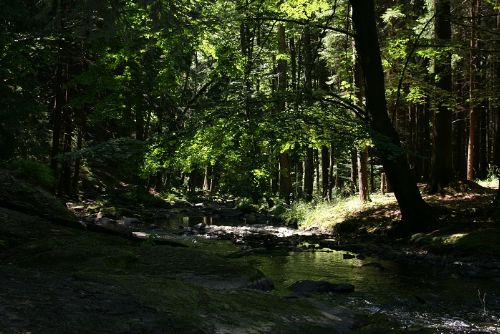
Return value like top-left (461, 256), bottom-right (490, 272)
top-left (381, 6), bottom-right (406, 24)
top-left (7, 159), bottom-right (55, 189)
top-left (236, 198), bottom-right (259, 212)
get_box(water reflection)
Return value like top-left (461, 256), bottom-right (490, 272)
top-left (147, 214), bottom-right (500, 333)
top-left (249, 250), bottom-right (500, 333)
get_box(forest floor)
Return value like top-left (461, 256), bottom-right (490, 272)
top-left (327, 180), bottom-right (500, 279)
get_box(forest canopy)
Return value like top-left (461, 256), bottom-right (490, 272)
top-left (1, 0), bottom-right (499, 233)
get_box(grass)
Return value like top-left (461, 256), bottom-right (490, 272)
top-left (284, 193), bottom-right (398, 231)
top-left (477, 176), bottom-right (499, 190)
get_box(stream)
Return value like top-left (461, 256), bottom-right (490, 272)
top-left (114, 212), bottom-right (500, 333)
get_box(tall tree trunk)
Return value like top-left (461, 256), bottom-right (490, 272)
top-left (429, 0), bottom-right (453, 192)
top-left (50, 63), bottom-right (64, 183)
top-left (60, 103), bottom-right (73, 195)
top-left (467, 0), bottom-right (481, 180)
top-left (321, 145), bottom-right (330, 199)
top-left (303, 147), bottom-right (314, 200)
top-left (358, 147), bottom-right (369, 202)
top-left (350, 149), bottom-right (358, 193)
top-left (314, 149), bottom-right (320, 194)
top-left (302, 25), bottom-right (315, 201)
top-left (350, 0), bottom-right (433, 234)
top-left (328, 143), bottom-right (335, 200)
top-left (353, 44), bottom-right (369, 202)
top-left (496, 11), bottom-right (500, 204)
top-left (277, 24), bottom-right (292, 203)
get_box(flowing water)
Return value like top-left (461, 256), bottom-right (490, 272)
top-left (142, 214), bottom-right (500, 333)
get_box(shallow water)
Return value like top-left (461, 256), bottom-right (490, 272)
top-left (247, 249), bottom-right (500, 333)
top-left (146, 215), bottom-right (500, 333)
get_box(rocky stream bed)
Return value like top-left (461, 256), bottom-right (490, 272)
top-left (1, 174), bottom-right (500, 333)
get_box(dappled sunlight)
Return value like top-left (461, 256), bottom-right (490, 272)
top-left (442, 233), bottom-right (469, 245)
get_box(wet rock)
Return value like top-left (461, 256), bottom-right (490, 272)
top-left (121, 216), bottom-right (143, 225)
top-left (289, 280), bottom-right (354, 296)
top-left (319, 239), bottom-right (338, 249)
top-left (361, 262), bottom-right (385, 271)
top-left (245, 278), bottom-right (275, 291)
top-left (98, 217), bottom-right (117, 225)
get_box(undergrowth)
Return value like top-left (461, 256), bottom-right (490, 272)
top-left (283, 193), bottom-right (397, 231)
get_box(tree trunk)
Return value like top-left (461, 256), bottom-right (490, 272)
top-left (50, 63), bottom-right (64, 184)
top-left (495, 11), bottom-right (500, 204)
top-left (303, 147), bottom-right (314, 201)
top-left (350, 149), bottom-right (357, 193)
top-left (321, 145), bottom-right (330, 199)
top-left (350, 0), bottom-right (433, 234)
top-left (358, 147), bottom-right (370, 202)
top-left (429, 0), bottom-right (453, 192)
top-left (467, 0), bottom-right (481, 180)
top-left (314, 149), bottom-right (320, 195)
top-left (328, 143), bottom-right (335, 200)
top-left (277, 24), bottom-right (292, 203)
top-left (353, 44), bottom-right (369, 202)
top-left (302, 25), bottom-right (315, 201)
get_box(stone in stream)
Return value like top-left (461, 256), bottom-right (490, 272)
top-left (361, 262), bottom-right (385, 271)
top-left (319, 238), bottom-right (338, 249)
top-left (121, 216), bottom-right (143, 225)
top-left (289, 280), bottom-right (354, 296)
top-left (245, 278), bottom-right (275, 292)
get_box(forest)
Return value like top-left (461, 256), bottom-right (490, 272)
top-left (1, 0), bottom-right (500, 333)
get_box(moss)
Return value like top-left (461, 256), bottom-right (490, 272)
top-left (450, 228), bottom-right (500, 256)
top-left (410, 228), bottom-right (500, 257)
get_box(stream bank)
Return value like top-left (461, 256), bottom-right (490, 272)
top-left (1, 172), bottom-right (499, 333)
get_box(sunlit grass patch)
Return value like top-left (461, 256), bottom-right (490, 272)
top-left (284, 193), bottom-right (398, 231)
top-left (477, 177), bottom-right (498, 190)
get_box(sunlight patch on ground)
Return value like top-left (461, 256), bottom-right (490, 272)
top-left (477, 177), bottom-right (498, 190)
top-left (288, 193), bottom-right (398, 230)
top-left (442, 233), bottom-right (468, 245)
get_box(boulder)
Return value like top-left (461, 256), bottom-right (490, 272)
top-left (0, 169), bottom-right (76, 225)
top-left (245, 278), bottom-right (275, 291)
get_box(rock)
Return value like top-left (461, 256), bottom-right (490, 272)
top-left (245, 278), bottom-right (274, 291)
top-left (99, 207), bottom-right (119, 219)
top-left (319, 239), bottom-right (338, 249)
top-left (0, 169), bottom-right (77, 225)
top-left (361, 262), bottom-right (385, 271)
top-left (289, 280), bottom-right (354, 296)
top-left (343, 253), bottom-right (356, 259)
top-left (98, 217), bottom-right (117, 225)
top-left (121, 216), bottom-right (143, 225)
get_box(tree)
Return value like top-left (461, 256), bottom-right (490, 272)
top-left (349, 0), bottom-right (434, 233)
top-left (429, 0), bottom-right (453, 193)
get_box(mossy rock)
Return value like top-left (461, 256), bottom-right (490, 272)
top-left (0, 169), bottom-right (76, 224)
